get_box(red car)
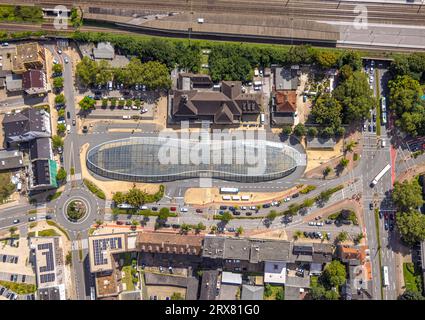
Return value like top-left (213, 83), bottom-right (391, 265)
top-left (170, 207), bottom-right (177, 212)
top-left (196, 209), bottom-right (203, 213)
top-left (116, 221), bottom-right (123, 225)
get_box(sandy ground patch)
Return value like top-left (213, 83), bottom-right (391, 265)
top-left (184, 186), bottom-right (300, 207)
top-left (247, 229), bottom-right (288, 240)
top-left (80, 143), bottom-right (160, 200)
top-left (0, 237), bottom-right (34, 277)
top-left (304, 138), bottom-right (344, 172)
top-left (145, 285), bottom-right (186, 300)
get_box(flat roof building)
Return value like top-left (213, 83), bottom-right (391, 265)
top-left (12, 42), bottom-right (44, 74)
top-left (241, 285), bottom-right (264, 300)
top-left (0, 149), bottom-right (24, 171)
top-left (88, 233), bottom-right (127, 273)
top-left (136, 232), bottom-right (203, 255)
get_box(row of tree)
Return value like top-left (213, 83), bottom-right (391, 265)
top-left (112, 186), bottom-right (165, 207)
top-left (76, 56), bottom-right (171, 90)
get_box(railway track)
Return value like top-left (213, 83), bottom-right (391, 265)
top-left (11, 0), bottom-right (425, 26)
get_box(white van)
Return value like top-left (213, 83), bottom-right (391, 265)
top-left (260, 113), bottom-right (265, 124)
top-left (381, 140), bottom-right (386, 148)
top-left (66, 124), bottom-right (71, 133)
top-left (17, 182), bottom-right (22, 192)
top-left (122, 115), bottom-right (131, 120)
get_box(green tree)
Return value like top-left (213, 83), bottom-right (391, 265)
top-left (125, 188), bottom-right (146, 207)
top-left (236, 226), bottom-right (244, 236)
top-left (9, 226), bottom-right (17, 235)
top-left (53, 77), bottom-right (64, 89)
top-left (267, 210), bottom-right (278, 221)
top-left (55, 93), bottom-right (66, 105)
top-left (336, 231), bottom-right (348, 243)
top-left (396, 210), bottom-right (425, 246)
top-left (307, 127), bottom-right (318, 137)
top-left (315, 50), bottom-right (339, 69)
top-left (56, 167), bottom-right (67, 182)
top-left (321, 260), bottom-right (347, 288)
top-left (323, 166), bottom-right (332, 177)
top-left (95, 60), bottom-right (113, 85)
top-left (112, 192), bottom-right (126, 205)
top-left (293, 123), bottom-right (307, 137)
top-left (339, 64), bottom-right (353, 81)
top-left (79, 96), bottom-right (96, 111)
top-left (399, 290), bottom-right (425, 300)
top-left (180, 223), bottom-right (192, 234)
top-left (140, 61), bottom-right (171, 90)
top-left (392, 180), bottom-right (424, 211)
top-left (52, 63), bottom-right (63, 74)
top-left (345, 140), bottom-right (356, 153)
top-left (210, 55), bottom-right (252, 82)
top-left (76, 56), bottom-right (98, 87)
top-left (302, 198), bottom-right (315, 208)
top-left (52, 135), bottom-right (64, 149)
top-left (333, 71), bottom-right (375, 123)
top-left (338, 50), bottom-right (362, 71)
top-left (221, 211), bottom-right (233, 224)
top-left (311, 94), bottom-right (342, 131)
top-left (170, 292), bottom-right (184, 300)
top-left (339, 158), bottom-right (349, 168)
top-left (281, 125), bottom-right (292, 136)
top-left (58, 109), bottom-right (65, 117)
top-left (158, 207), bottom-right (170, 221)
top-left (194, 222), bottom-right (206, 234)
top-left (57, 123), bottom-right (66, 135)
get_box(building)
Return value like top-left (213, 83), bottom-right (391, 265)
top-left (89, 233), bottom-right (128, 273)
top-left (337, 245), bottom-right (366, 266)
top-left (172, 81), bottom-right (261, 125)
top-left (221, 271), bottom-right (243, 285)
top-left (0, 70), bottom-right (11, 89)
top-left (30, 237), bottom-right (66, 300)
top-left (12, 42), bottom-right (45, 74)
top-left (136, 232), bottom-right (203, 255)
top-left (5, 74), bottom-right (23, 92)
top-left (177, 73), bottom-right (213, 90)
top-left (79, 42), bottom-right (129, 68)
top-left (306, 136), bottom-right (337, 150)
top-left (29, 159), bottom-right (58, 191)
top-left (22, 69), bottom-right (48, 95)
top-left (274, 67), bottom-right (298, 91)
top-left (93, 42), bottom-right (115, 60)
top-left (29, 137), bottom-right (53, 161)
top-left (241, 285), bottom-right (264, 300)
top-left (2, 108), bottom-right (51, 145)
top-left (271, 90), bottom-right (298, 126)
top-left (0, 149), bottom-right (24, 172)
top-left (264, 261), bottom-right (286, 284)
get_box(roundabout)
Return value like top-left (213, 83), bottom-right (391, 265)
top-left (64, 197), bottom-right (90, 223)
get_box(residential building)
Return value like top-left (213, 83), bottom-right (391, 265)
top-left (274, 67), bottom-right (298, 91)
top-left (30, 237), bottom-right (66, 300)
top-left (199, 270), bottom-right (219, 300)
top-left (172, 81), bottom-right (261, 125)
top-left (28, 159), bottom-right (58, 191)
top-left (5, 74), bottom-right (23, 92)
top-left (271, 90), bottom-right (299, 126)
top-left (79, 42), bottom-right (129, 68)
top-left (136, 232), bottom-right (203, 255)
top-left (29, 137), bottom-right (53, 161)
top-left (12, 42), bottom-right (45, 74)
top-left (264, 261), bottom-right (286, 284)
top-left (0, 149), bottom-right (24, 171)
top-left (93, 42), bottom-right (115, 60)
top-left (2, 108), bottom-right (51, 145)
top-left (22, 69), bottom-right (48, 95)
top-left (177, 73), bottom-right (213, 90)
top-left (241, 285), bottom-right (264, 300)
top-left (89, 233), bottom-right (128, 273)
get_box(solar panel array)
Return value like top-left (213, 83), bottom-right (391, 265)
top-left (40, 273), bottom-right (55, 284)
top-left (38, 242), bottom-right (54, 273)
top-left (93, 237), bottom-right (123, 266)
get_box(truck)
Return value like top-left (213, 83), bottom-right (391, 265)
top-left (220, 187), bottom-right (239, 194)
top-left (382, 266), bottom-right (389, 287)
top-left (371, 164), bottom-right (391, 187)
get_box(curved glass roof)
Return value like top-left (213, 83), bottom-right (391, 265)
top-left (86, 137), bottom-right (303, 182)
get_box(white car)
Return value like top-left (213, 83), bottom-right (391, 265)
top-left (308, 221), bottom-right (316, 226)
top-left (250, 206), bottom-right (257, 210)
top-left (180, 208), bottom-right (188, 212)
top-left (240, 206), bottom-right (247, 210)
top-left (316, 222), bottom-right (324, 227)
top-left (13, 219), bottom-right (19, 224)
top-left (64, 57), bottom-right (69, 64)
top-left (140, 108), bottom-right (148, 114)
top-left (52, 58), bottom-right (58, 64)
top-left (57, 49), bottom-right (62, 54)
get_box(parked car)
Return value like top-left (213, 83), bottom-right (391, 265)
top-left (45, 215), bottom-right (52, 220)
top-left (292, 193), bottom-right (300, 198)
top-left (234, 211), bottom-right (241, 216)
top-left (64, 57), bottom-right (69, 64)
top-left (369, 203), bottom-right (374, 210)
top-left (262, 203), bottom-right (271, 208)
top-left (246, 212), bottom-right (253, 216)
top-left (384, 221), bottom-right (389, 231)
top-left (180, 208), bottom-right (188, 212)
top-left (12, 219), bottom-right (19, 224)
top-left (195, 209), bottom-right (203, 213)
top-left (151, 207), bottom-right (158, 211)
top-left (82, 126), bottom-right (88, 133)
top-left (28, 217), bottom-right (36, 222)
top-left (116, 221), bottom-right (124, 225)
top-left (220, 206), bottom-right (227, 210)
top-left (170, 207), bottom-right (177, 212)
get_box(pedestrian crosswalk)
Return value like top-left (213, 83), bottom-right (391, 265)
top-left (71, 239), bottom-right (88, 251)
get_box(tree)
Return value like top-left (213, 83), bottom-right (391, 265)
top-left (307, 127), bottom-right (318, 137)
top-left (323, 166), bottom-right (332, 177)
top-left (315, 50), bottom-right (339, 69)
top-left (58, 109), bottom-right (65, 117)
top-left (236, 226), bottom-right (244, 236)
top-left (392, 180), bottom-right (424, 212)
top-left (345, 140), bottom-right (356, 153)
top-left (267, 210), bottom-right (278, 221)
top-left (52, 135), bottom-right (64, 149)
top-left (293, 230), bottom-right (303, 240)
top-left (57, 123), bottom-right (66, 135)
top-left (56, 167), bottom-right (67, 182)
top-left (76, 56), bottom-right (98, 86)
top-left (95, 60), bottom-right (113, 85)
top-left (321, 260), bottom-right (347, 288)
top-left (52, 63), bottom-right (63, 74)
top-left (170, 292), bottom-right (184, 300)
top-left (140, 61), bottom-right (171, 90)
top-left (9, 226), bottom-right (17, 235)
top-left (281, 125), bottom-right (292, 136)
top-left (112, 192), bottom-right (126, 205)
top-left (333, 71), bottom-right (376, 123)
top-left (95, 219), bottom-right (103, 226)
top-left (180, 223), bottom-right (191, 234)
top-left (125, 188), bottom-right (146, 207)
top-left (311, 94), bottom-right (342, 131)
top-left (293, 123), bottom-right (307, 137)
top-left (396, 210), bottom-right (425, 246)
top-left (53, 77), bottom-right (64, 89)
top-left (221, 211), bottom-right (233, 224)
top-left (194, 222), bottom-right (206, 234)
top-left (210, 55), bottom-right (252, 82)
top-left (339, 64), bottom-right (353, 81)
top-left (131, 219), bottom-right (139, 226)
top-left (317, 190), bottom-right (332, 204)
top-left (339, 158), bottom-right (349, 168)
top-left (336, 231), bottom-right (348, 243)
top-left (210, 225), bottom-right (218, 234)
top-left (399, 290), bottom-right (425, 300)
top-left (79, 96), bottom-right (96, 111)
top-left (55, 93), bottom-right (66, 105)
top-left (338, 50), bottom-right (362, 71)
top-left (158, 207), bottom-right (170, 221)
top-left (388, 75), bottom-right (425, 137)
top-left (302, 198), bottom-right (315, 208)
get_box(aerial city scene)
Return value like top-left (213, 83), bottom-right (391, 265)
top-left (0, 0), bottom-right (425, 304)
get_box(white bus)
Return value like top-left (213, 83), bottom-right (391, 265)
top-left (382, 266), bottom-right (389, 287)
top-left (220, 187), bottom-right (239, 194)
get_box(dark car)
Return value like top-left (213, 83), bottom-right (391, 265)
top-left (219, 210), bottom-right (224, 215)
top-left (116, 221), bottom-right (123, 225)
top-left (172, 224), bottom-right (180, 229)
top-left (303, 231), bottom-right (309, 238)
top-left (389, 213), bottom-right (394, 221)
top-left (292, 193), bottom-right (300, 198)
top-left (368, 124), bottom-right (372, 132)
top-left (66, 111), bottom-right (71, 119)
top-left (234, 211), bottom-right (241, 216)
top-left (325, 220), bottom-right (333, 224)
top-left (219, 206), bottom-right (228, 210)
top-left (369, 203), bottom-right (374, 210)
top-left (82, 125), bottom-right (88, 133)
top-left (246, 212), bottom-right (253, 216)
top-left (228, 206), bottom-right (235, 211)
top-left (389, 222), bottom-right (394, 231)
top-left (263, 203), bottom-right (271, 208)
top-left (45, 215), bottom-right (52, 220)
top-left (170, 207), bottom-right (177, 211)
top-left (151, 207), bottom-right (158, 211)
top-left (196, 209), bottom-right (203, 213)
top-left (379, 211), bottom-right (383, 219)
top-left (384, 221), bottom-right (389, 230)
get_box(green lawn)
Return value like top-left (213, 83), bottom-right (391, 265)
top-left (122, 266), bottom-right (135, 291)
top-left (264, 284), bottom-right (284, 300)
top-left (0, 281), bottom-right (36, 294)
top-left (403, 263), bottom-right (423, 293)
top-left (37, 229), bottom-right (60, 237)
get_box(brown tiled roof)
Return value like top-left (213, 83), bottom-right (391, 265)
top-left (22, 70), bottom-right (45, 90)
top-left (136, 232), bottom-right (204, 255)
top-left (339, 245), bottom-right (366, 263)
top-left (275, 90), bottom-right (297, 113)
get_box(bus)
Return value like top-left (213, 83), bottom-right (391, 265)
top-left (220, 187), bottom-right (239, 194)
top-left (371, 164), bottom-right (391, 187)
top-left (382, 266), bottom-right (389, 287)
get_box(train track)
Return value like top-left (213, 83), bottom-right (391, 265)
top-left (11, 0), bottom-right (425, 25)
